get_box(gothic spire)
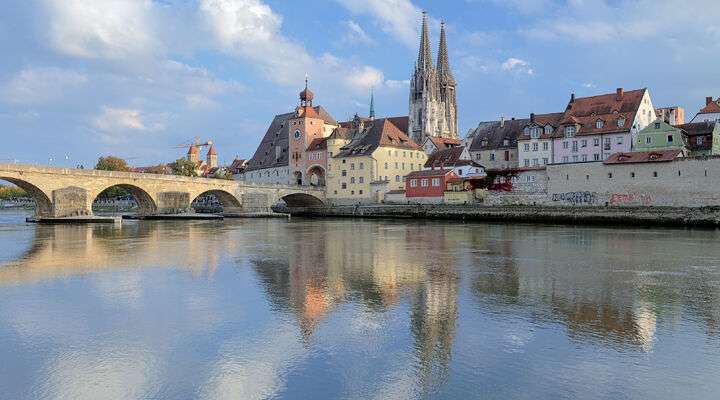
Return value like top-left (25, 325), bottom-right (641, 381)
top-left (369, 88), bottom-right (375, 120)
top-left (417, 12), bottom-right (433, 71)
top-left (437, 20), bottom-right (454, 84)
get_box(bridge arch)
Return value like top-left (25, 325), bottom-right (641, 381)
top-left (280, 192), bottom-right (325, 208)
top-left (191, 189), bottom-right (241, 212)
top-left (0, 176), bottom-right (53, 217)
top-left (92, 183), bottom-right (157, 214)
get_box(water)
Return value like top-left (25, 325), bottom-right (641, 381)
top-left (0, 209), bottom-right (719, 399)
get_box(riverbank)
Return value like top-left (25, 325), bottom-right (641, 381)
top-left (283, 204), bottom-right (720, 227)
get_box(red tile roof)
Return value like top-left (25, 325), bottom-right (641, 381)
top-left (429, 136), bottom-right (462, 150)
top-left (555, 88), bottom-right (646, 137)
top-left (603, 149), bottom-right (681, 164)
top-left (699, 97), bottom-right (720, 114)
top-left (307, 137), bottom-right (328, 151)
top-left (336, 118), bottom-right (420, 157)
top-left (518, 112), bottom-right (564, 140)
top-left (207, 144), bottom-right (217, 156)
top-left (424, 146), bottom-right (479, 168)
top-left (386, 116), bottom-right (409, 134)
top-left (405, 168), bottom-right (455, 178)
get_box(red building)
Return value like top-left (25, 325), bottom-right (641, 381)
top-left (404, 169), bottom-right (458, 199)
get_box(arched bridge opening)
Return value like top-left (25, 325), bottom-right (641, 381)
top-left (92, 184), bottom-right (157, 215)
top-left (191, 190), bottom-right (242, 213)
top-left (281, 193), bottom-right (325, 208)
top-left (0, 177), bottom-right (52, 217)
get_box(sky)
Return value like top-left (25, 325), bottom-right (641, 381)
top-left (0, 0), bottom-right (719, 167)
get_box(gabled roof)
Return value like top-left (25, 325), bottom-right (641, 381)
top-left (518, 112), bottom-right (564, 140)
top-left (554, 88), bottom-right (646, 137)
top-left (307, 137), bottom-right (328, 151)
top-left (424, 146), bottom-right (478, 168)
top-left (386, 116), bottom-right (409, 134)
top-left (468, 118), bottom-right (528, 151)
top-left (336, 118), bottom-right (420, 157)
top-left (699, 97), bottom-right (720, 114)
top-left (603, 149), bottom-right (681, 164)
top-left (428, 136), bottom-right (462, 150)
top-left (676, 122), bottom-right (717, 136)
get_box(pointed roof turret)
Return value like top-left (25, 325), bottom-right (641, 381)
top-left (437, 20), bottom-right (454, 84)
top-left (417, 12), bottom-right (433, 71)
top-left (187, 145), bottom-right (198, 155)
top-left (299, 74), bottom-right (314, 105)
top-left (207, 144), bottom-right (217, 156)
top-left (369, 88), bottom-right (375, 120)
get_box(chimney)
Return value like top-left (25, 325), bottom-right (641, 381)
top-left (616, 87), bottom-right (624, 101)
top-left (500, 116), bottom-right (505, 128)
top-left (707, 96), bottom-right (714, 106)
top-left (530, 113), bottom-right (535, 123)
top-left (570, 93), bottom-right (575, 103)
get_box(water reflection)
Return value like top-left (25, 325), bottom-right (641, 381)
top-left (1, 214), bottom-right (720, 399)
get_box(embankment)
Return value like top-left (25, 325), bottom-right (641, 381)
top-left (283, 204), bottom-right (720, 227)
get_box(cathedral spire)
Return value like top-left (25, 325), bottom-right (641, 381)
top-left (417, 12), bottom-right (433, 71)
top-left (369, 88), bottom-right (375, 120)
top-left (437, 20), bottom-right (454, 84)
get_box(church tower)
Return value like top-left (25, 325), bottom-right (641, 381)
top-left (437, 21), bottom-right (457, 138)
top-left (409, 13), bottom-right (458, 144)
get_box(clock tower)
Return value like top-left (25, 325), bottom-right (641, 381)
top-left (288, 77), bottom-right (325, 185)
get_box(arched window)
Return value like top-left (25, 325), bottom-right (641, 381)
top-left (596, 119), bottom-right (604, 129)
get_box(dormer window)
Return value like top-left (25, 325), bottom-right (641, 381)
top-left (565, 125), bottom-right (577, 137)
top-left (618, 118), bottom-right (625, 127)
top-left (544, 125), bottom-right (553, 135)
top-left (481, 139), bottom-right (488, 147)
top-left (596, 119), bottom-right (604, 129)
top-left (530, 127), bottom-right (540, 139)
top-left (503, 138), bottom-right (510, 146)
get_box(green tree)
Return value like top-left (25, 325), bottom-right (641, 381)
top-left (212, 168), bottom-right (234, 180)
top-left (0, 184), bottom-right (28, 200)
top-left (169, 158), bottom-right (198, 177)
top-left (95, 156), bottom-right (129, 172)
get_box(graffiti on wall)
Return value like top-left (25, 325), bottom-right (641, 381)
top-left (551, 191), bottom-right (596, 205)
top-left (608, 193), bottom-right (653, 206)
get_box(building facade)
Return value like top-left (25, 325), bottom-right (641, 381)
top-left (517, 112), bottom-right (564, 167)
top-left (677, 122), bottom-right (720, 156)
top-left (552, 88), bottom-right (656, 164)
top-left (634, 119), bottom-right (685, 152)
top-left (424, 146), bottom-right (485, 178)
top-left (405, 169), bottom-right (458, 202)
top-left (466, 117), bottom-right (524, 170)
top-left (409, 14), bottom-right (457, 144)
top-left (690, 97), bottom-right (720, 123)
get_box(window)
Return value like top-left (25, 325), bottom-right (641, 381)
top-left (431, 178), bottom-right (440, 186)
top-left (654, 122), bottom-right (661, 129)
top-left (653, 171), bottom-right (658, 177)
top-left (604, 138), bottom-right (611, 150)
top-left (616, 136), bottom-right (623, 145)
top-left (545, 125), bottom-right (553, 135)
top-left (593, 138), bottom-right (600, 146)
top-left (341, 183), bottom-right (347, 189)
top-left (410, 179), bottom-right (418, 187)
top-left (530, 127), bottom-right (540, 139)
top-left (562, 156), bottom-right (569, 163)
top-left (395, 175), bottom-right (400, 182)
top-left (359, 190), bottom-right (363, 195)
top-left (341, 170), bottom-right (347, 176)
top-left (384, 162), bottom-right (388, 169)
top-left (565, 126), bottom-right (577, 137)
top-left (532, 158), bottom-right (539, 166)
top-left (646, 136), bottom-right (652, 144)
top-left (596, 120), bottom-right (604, 129)
top-left (618, 118), bottom-right (625, 127)
top-left (524, 159), bottom-right (530, 167)
top-left (524, 143), bottom-right (530, 152)
top-left (458, 169), bottom-right (463, 176)
top-left (667, 135), bottom-right (673, 143)
top-left (401, 163), bottom-right (405, 170)
top-left (608, 173), bottom-right (613, 179)
top-left (543, 142), bottom-right (549, 151)
top-left (395, 162), bottom-right (398, 169)
top-left (532, 143), bottom-right (538, 151)
top-left (572, 155), bottom-right (579, 162)
top-left (359, 162), bottom-right (364, 169)
top-left (563, 141), bottom-right (569, 149)
top-left (359, 177), bottom-right (364, 183)
top-left (350, 177), bottom-right (355, 184)
top-left (351, 190), bottom-right (355, 195)
top-left (475, 153), bottom-right (481, 160)
top-left (342, 159), bottom-right (346, 163)
top-left (350, 163), bottom-right (355, 170)
top-left (582, 154), bottom-right (587, 162)
top-left (542, 158), bottom-right (548, 164)
top-left (697, 136), bottom-right (705, 145)
top-left (503, 139), bottom-right (510, 146)
top-left (490, 153), bottom-right (496, 161)
top-left (581, 139), bottom-right (587, 148)
top-left (594, 153), bottom-right (600, 161)
top-left (631, 172), bottom-right (635, 178)
top-left (504, 151), bottom-right (510, 161)
top-left (421, 179), bottom-right (429, 187)
top-left (572, 141), bottom-right (578, 152)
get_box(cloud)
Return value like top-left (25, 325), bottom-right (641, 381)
top-left (346, 66), bottom-right (384, 90)
top-left (335, 0), bottom-right (422, 48)
top-left (342, 20), bottom-right (372, 44)
top-left (385, 79), bottom-right (410, 89)
top-left (501, 57), bottom-right (534, 75)
top-left (93, 107), bottom-right (147, 131)
top-left (1, 67), bottom-right (88, 104)
top-left (44, 0), bottom-right (160, 59)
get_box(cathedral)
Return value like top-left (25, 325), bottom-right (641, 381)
top-left (409, 13), bottom-right (458, 144)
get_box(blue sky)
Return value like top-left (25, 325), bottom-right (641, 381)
top-left (1, 0), bottom-right (718, 167)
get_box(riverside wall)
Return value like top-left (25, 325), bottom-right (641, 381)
top-left (284, 204), bottom-right (720, 227)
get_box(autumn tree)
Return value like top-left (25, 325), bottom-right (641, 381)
top-left (95, 156), bottom-right (129, 172)
top-left (169, 158), bottom-right (198, 177)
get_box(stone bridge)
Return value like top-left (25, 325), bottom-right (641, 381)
top-left (0, 163), bottom-right (325, 217)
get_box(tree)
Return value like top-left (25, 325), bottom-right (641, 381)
top-left (212, 168), bottom-right (234, 180)
top-left (0, 184), bottom-right (28, 200)
top-left (95, 156), bottom-right (129, 172)
top-left (169, 158), bottom-right (198, 177)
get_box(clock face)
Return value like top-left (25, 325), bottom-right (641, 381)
top-left (294, 130), bottom-right (301, 140)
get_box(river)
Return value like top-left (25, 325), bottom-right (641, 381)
top-left (0, 209), bottom-right (719, 399)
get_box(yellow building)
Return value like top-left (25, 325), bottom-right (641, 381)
top-left (326, 117), bottom-right (427, 204)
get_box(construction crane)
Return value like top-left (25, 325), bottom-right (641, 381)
top-left (173, 136), bottom-right (213, 150)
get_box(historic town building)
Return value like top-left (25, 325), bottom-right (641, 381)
top-left (409, 14), bottom-right (458, 144)
top-left (466, 117), bottom-right (525, 170)
top-left (517, 112), bottom-right (564, 168)
top-left (690, 97), bottom-right (720, 123)
top-left (634, 119), bottom-right (686, 153)
top-left (423, 146), bottom-right (484, 178)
